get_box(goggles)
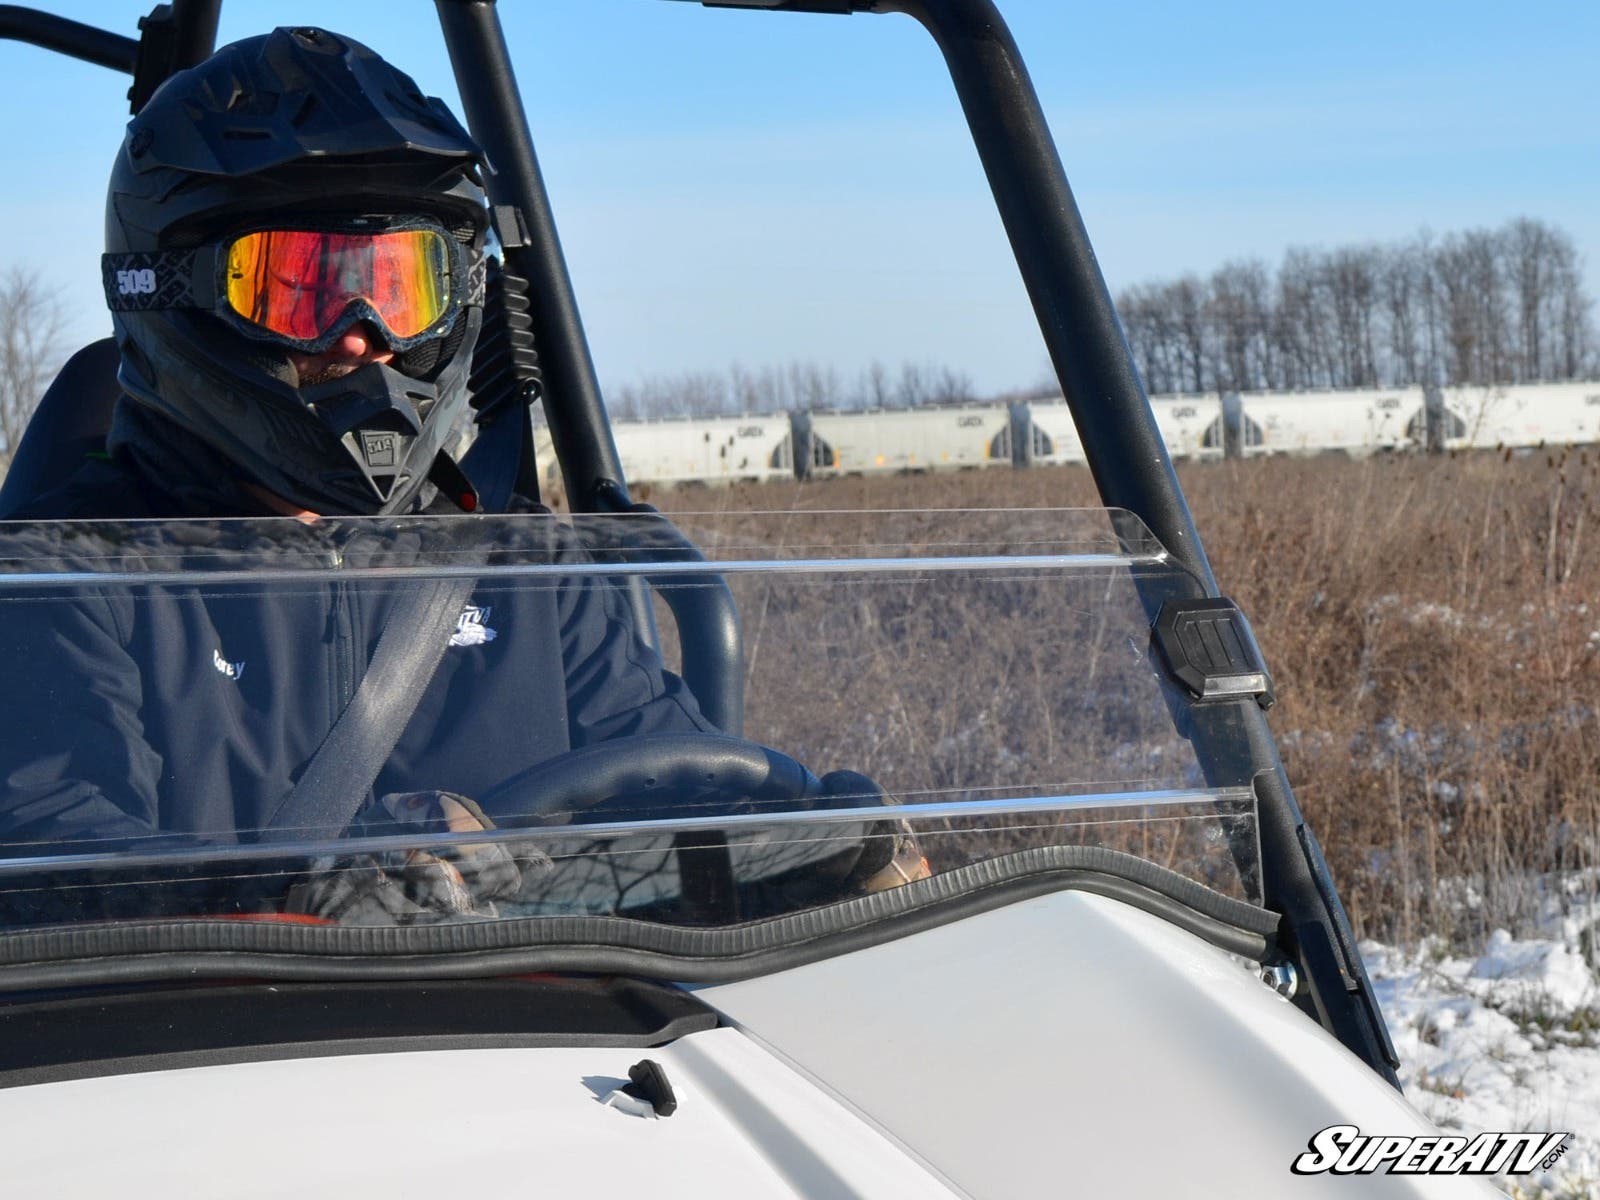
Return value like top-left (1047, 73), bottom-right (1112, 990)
top-left (103, 219), bottom-right (484, 354)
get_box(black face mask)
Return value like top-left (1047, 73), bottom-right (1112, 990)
top-left (111, 299), bottom-right (482, 517)
top-left (109, 403), bottom-right (274, 518)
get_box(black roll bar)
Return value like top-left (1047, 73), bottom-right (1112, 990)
top-left (897, 0), bottom-right (1394, 1081)
top-left (883, 0), bottom-right (1216, 588)
top-left (0, 6), bottom-right (137, 72)
top-left (432, 0), bottom-right (626, 509)
top-left (0, 3), bottom-right (220, 112)
top-left (167, 0), bottom-right (220, 71)
top-left (434, 0), bottom-right (746, 735)
top-left (687, 0), bottom-right (1398, 1082)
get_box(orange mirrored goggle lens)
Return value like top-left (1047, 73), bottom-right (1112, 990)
top-left (224, 228), bottom-right (453, 343)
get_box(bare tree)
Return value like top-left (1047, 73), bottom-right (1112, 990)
top-left (926, 363), bottom-right (975, 405)
top-left (1116, 282), bottom-right (1182, 394)
top-left (1237, 259), bottom-right (1278, 389)
top-left (1323, 247), bottom-right (1381, 387)
top-left (1504, 217), bottom-right (1552, 381)
top-left (857, 360), bottom-right (892, 409)
top-left (1501, 218), bottom-right (1591, 382)
top-left (1555, 255), bottom-right (1592, 379)
top-left (1428, 237), bottom-right (1469, 385)
top-left (608, 369), bottom-right (730, 419)
top-left (1463, 229), bottom-right (1508, 384)
top-left (787, 361), bottom-right (841, 412)
top-left (1169, 275), bottom-right (1212, 393)
top-left (1277, 249), bottom-right (1331, 389)
top-left (885, 360), bottom-right (973, 408)
top-left (1202, 259), bottom-right (1275, 392)
top-left (0, 267), bottom-right (70, 474)
top-left (1381, 239), bottom-right (1424, 385)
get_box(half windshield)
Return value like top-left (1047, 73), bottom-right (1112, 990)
top-left (0, 509), bottom-right (1260, 943)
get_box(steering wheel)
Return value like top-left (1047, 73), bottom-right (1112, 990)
top-left (476, 732), bottom-right (826, 826)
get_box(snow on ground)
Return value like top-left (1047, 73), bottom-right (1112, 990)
top-left (1365, 916), bottom-right (1600, 1199)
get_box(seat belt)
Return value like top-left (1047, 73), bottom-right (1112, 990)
top-left (265, 574), bottom-right (478, 843)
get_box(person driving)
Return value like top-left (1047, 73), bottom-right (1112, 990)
top-left (0, 28), bottom-right (726, 922)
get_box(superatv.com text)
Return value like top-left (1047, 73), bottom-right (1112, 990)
top-left (1290, 1125), bottom-right (1570, 1176)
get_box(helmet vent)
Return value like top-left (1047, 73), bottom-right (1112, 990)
top-left (222, 128), bottom-right (272, 141)
top-left (225, 86), bottom-right (277, 117)
top-left (291, 94), bottom-right (318, 128)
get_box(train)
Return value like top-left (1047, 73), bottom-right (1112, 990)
top-left (532, 381), bottom-right (1600, 489)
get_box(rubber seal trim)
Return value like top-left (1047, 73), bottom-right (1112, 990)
top-left (0, 848), bottom-right (1277, 991)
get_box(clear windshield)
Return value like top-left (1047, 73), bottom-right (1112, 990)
top-left (0, 508), bottom-right (1259, 934)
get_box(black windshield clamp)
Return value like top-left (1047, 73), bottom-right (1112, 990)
top-left (1152, 598), bottom-right (1275, 710)
top-left (128, 2), bottom-right (220, 114)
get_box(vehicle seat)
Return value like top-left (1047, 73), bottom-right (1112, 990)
top-left (0, 338), bottom-right (122, 518)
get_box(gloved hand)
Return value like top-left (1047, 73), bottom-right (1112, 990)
top-left (849, 819), bottom-right (934, 895)
top-left (819, 771), bottom-right (933, 895)
top-left (285, 790), bottom-right (550, 924)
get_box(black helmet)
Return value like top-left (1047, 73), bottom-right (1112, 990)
top-left (103, 26), bottom-right (489, 515)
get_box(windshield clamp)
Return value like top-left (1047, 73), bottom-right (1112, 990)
top-left (1151, 598), bottom-right (1276, 710)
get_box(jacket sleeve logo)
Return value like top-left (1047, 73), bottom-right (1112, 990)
top-left (212, 647), bottom-right (246, 681)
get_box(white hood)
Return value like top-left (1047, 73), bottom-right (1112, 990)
top-left (0, 892), bottom-right (1502, 1198)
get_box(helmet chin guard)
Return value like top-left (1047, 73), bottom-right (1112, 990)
top-left (116, 306), bottom-right (483, 516)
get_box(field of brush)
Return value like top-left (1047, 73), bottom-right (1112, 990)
top-left (624, 448), bottom-right (1600, 951)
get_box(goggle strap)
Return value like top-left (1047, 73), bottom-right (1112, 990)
top-left (101, 250), bottom-right (209, 312)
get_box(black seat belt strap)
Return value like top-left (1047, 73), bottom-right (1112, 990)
top-left (265, 575), bottom-right (478, 842)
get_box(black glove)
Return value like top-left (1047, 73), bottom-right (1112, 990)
top-left (285, 790), bottom-right (550, 924)
top-left (819, 770), bottom-right (932, 895)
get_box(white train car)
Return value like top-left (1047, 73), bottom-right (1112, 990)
top-left (525, 380), bottom-right (1600, 494)
top-left (610, 416), bottom-right (794, 486)
top-left (1148, 394), bottom-right (1225, 460)
top-left (530, 416), bottom-right (793, 490)
top-left (1236, 388), bottom-right (1421, 456)
top-left (807, 404), bottom-right (1011, 476)
top-left (1027, 396), bottom-right (1217, 464)
top-left (1023, 401), bottom-right (1088, 465)
top-left (1446, 383), bottom-right (1600, 450)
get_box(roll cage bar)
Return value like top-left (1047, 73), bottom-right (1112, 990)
top-left (0, 0), bottom-right (1401, 1084)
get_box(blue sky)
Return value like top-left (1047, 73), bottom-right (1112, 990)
top-left (1, 0), bottom-right (1596, 394)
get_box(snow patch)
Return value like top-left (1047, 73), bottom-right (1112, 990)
top-left (1366, 927), bottom-right (1600, 1198)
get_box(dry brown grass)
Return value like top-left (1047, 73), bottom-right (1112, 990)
top-left (632, 449), bottom-right (1600, 946)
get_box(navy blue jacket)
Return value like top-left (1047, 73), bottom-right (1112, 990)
top-left (0, 452), bottom-right (715, 860)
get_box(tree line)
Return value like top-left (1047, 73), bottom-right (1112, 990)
top-left (605, 358), bottom-right (979, 422)
top-left (1117, 218), bottom-right (1595, 395)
